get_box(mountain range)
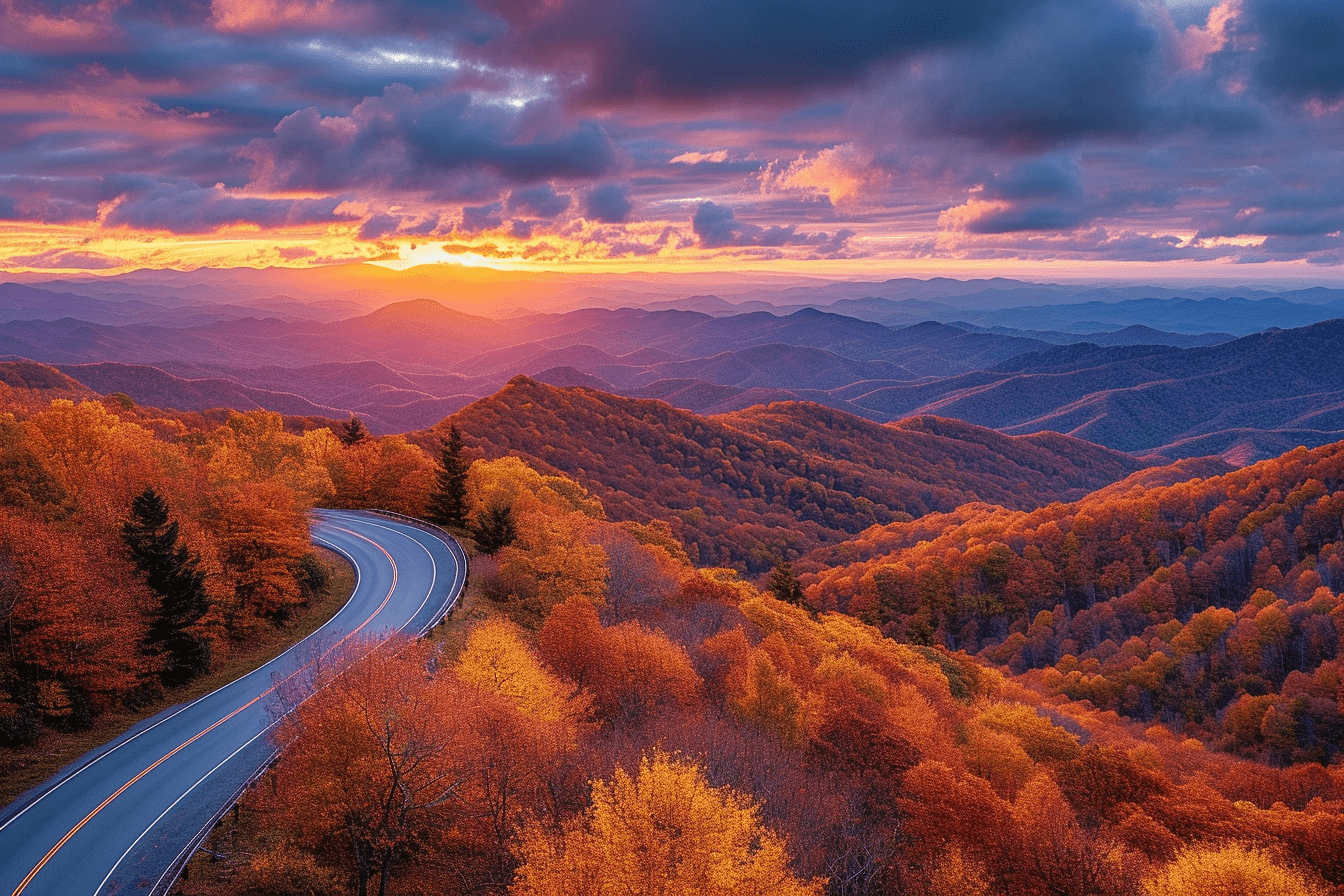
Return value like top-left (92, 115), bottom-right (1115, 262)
top-left (3, 271), bottom-right (1344, 463)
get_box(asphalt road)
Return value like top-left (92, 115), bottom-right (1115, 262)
top-left (0, 509), bottom-right (466, 896)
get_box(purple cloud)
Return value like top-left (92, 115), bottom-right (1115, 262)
top-left (244, 85), bottom-right (620, 196)
top-left (507, 183), bottom-right (571, 218)
top-left (459, 202), bottom-right (504, 232)
top-left (691, 200), bottom-right (852, 254)
top-left (7, 248), bottom-right (130, 269)
top-left (584, 183), bottom-right (633, 223)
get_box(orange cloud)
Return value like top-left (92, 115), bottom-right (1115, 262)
top-left (761, 144), bottom-right (887, 206)
top-left (209, 0), bottom-right (353, 32)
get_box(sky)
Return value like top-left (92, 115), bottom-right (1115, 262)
top-left (0, 0), bottom-right (1342, 279)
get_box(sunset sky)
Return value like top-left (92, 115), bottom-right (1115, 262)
top-left (1, 0), bottom-right (1342, 279)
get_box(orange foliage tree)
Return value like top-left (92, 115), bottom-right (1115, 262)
top-left (263, 639), bottom-right (482, 896)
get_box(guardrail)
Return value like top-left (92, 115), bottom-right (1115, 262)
top-left (151, 509), bottom-right (469, 896)
top-left (359, 509), bottom-right (470, 634)
top-left (150, 742), bottom-right (279, 896)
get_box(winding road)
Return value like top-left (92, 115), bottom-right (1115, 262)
top-left (0, 509), bottom-right (466, 896)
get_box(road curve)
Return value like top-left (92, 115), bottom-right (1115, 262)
top-left (0, 509), bottom-right (466, 896)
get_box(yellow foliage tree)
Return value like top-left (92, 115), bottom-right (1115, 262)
top-left (1143, 843), bottom-right (1325, 896)
top-left (196, 410), bottom-right (332, 503)
top-left (923, 846), bottom-right (990, 896)
top-left (726, 648), bottom-right (807, 746)
top-left (511, 751), bottom-right (823, 896)
top-left (23, 398), bottom-right (170, 524)
top-left (468, 456), bottom-right (603, 520)
top-left (495, 510), bottom-right (608, 614)
top-left (456, 616), bottom-right (585, 727)
top-left (974, 701), bottom-right (1081, 763)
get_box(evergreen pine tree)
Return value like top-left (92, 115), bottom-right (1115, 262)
top-left (123, 487), bottom-right (212, 687)
top-left (426, 425), bottom-right (470, 528)
top-left (338, 414), bottom-right (370, 446)
top-left (471, 502), bottom-right (517, 555)
top-left (769, 560), bottom-right (805, 607)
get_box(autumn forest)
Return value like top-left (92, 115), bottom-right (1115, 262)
top-left (1, 335), bottom-right (1342, 896)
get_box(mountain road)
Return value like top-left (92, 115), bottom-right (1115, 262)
top-left (0, 509), bottom-right (466, 896)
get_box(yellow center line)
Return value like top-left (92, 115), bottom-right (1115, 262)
top-left (13, 523), bottom-right (399, 896)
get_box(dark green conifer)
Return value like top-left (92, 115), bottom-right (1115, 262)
top-left (338, 414), bottom-right (370, 446)
top-left (471, 502), bottom-right (517, 555)
top-left (426, 425), bottom-right (470, 528)
top-left (123, 487), bottom-right (211, 686)
top-left (769, 560), bottom-right (805, 607)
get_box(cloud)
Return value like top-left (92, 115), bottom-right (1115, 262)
top-left (358, 212), bottom-right (401, 240)
top-left (584, 183), bottom-right (633, 223)
top-left (243, 84), bottom-right (620, 195)
top-left (102, 179), bottom-right (353, 232)
top-left (762, 143), bottom-right (887, 206)
top-left (670, 150), bottom-right (730, 164)
top-left (459, 202), bottom-right (504, 232)
top-left (901, 0), bottom-right (1167, 147)
top-left (1, 0), bottom-right (1344, 269)
top-left (943, 156), bottom-right (1096, 234)
top-left (476, 0), bottom-right (1048, 103)
top-left (507, 183), bottom-right (571, 218)
top-left (1238, 0), bottom-right (1344, 103)
top-left (690, 200), bottom-right (853, 254)
top-left (6, 248), bottom-right (129, 269)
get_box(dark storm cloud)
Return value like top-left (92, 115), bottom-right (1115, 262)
top-left (966, 156), bottom-right (1093, 234)
top-left (70, 174), bottom-right (357, 232)
top-left (507, 183), bottom-right (571, 218)
top-left (902, 0), bottom-right (1164, 148)
top-left (1239, 0), bottom-right (1344, 102)
top-left (1191, 163), bottom-right (1344, 244)
top-left (476, 0), bottom-right (1045, 102)
top-left (245, 85), bottom-right (620, 194)
top-left (583, 184), bottom-right (633, 223)
top-left (358, 213), bottom-right (402, 240)
top-left (980, 156), bottom-right (1084, 203)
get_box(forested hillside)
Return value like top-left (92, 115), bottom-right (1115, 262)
top-left (804, 442), bottom-right (1344, 764)
top-left (851, 319), bottom-right (1344, 460)
top-left (5, 366), bottom-right (1344, 896)
top-left (179, 439), bottom-right (1344, 896)
top-left (433, 376), bottom-right (1145, 571)
top-left (0, 367), bottom-right (443, 748)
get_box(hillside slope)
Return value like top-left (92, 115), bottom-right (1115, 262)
top-left (431, 377), bottom-right (1145, 570)
top-left (804, 437), bottom-right (1344, 762)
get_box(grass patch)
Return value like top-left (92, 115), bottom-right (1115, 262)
top-left (0, 549), bottom-right (356, 811)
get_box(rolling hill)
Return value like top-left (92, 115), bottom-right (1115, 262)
top-left (428, 376), bottom-right (1147, 570)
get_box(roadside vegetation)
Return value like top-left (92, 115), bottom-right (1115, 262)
top-left (3, 383), bottom-right (1342, 896)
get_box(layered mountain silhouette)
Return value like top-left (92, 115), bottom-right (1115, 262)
top-left (849, 319), bottom-right (1344, 459)
top-left (3, 274), bottom-right (1343, 460)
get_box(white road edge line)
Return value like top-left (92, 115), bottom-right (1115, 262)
top-left (0, 520), bottom-right (363, 836)
top-left (109, 516), bottom-right (459, 895)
